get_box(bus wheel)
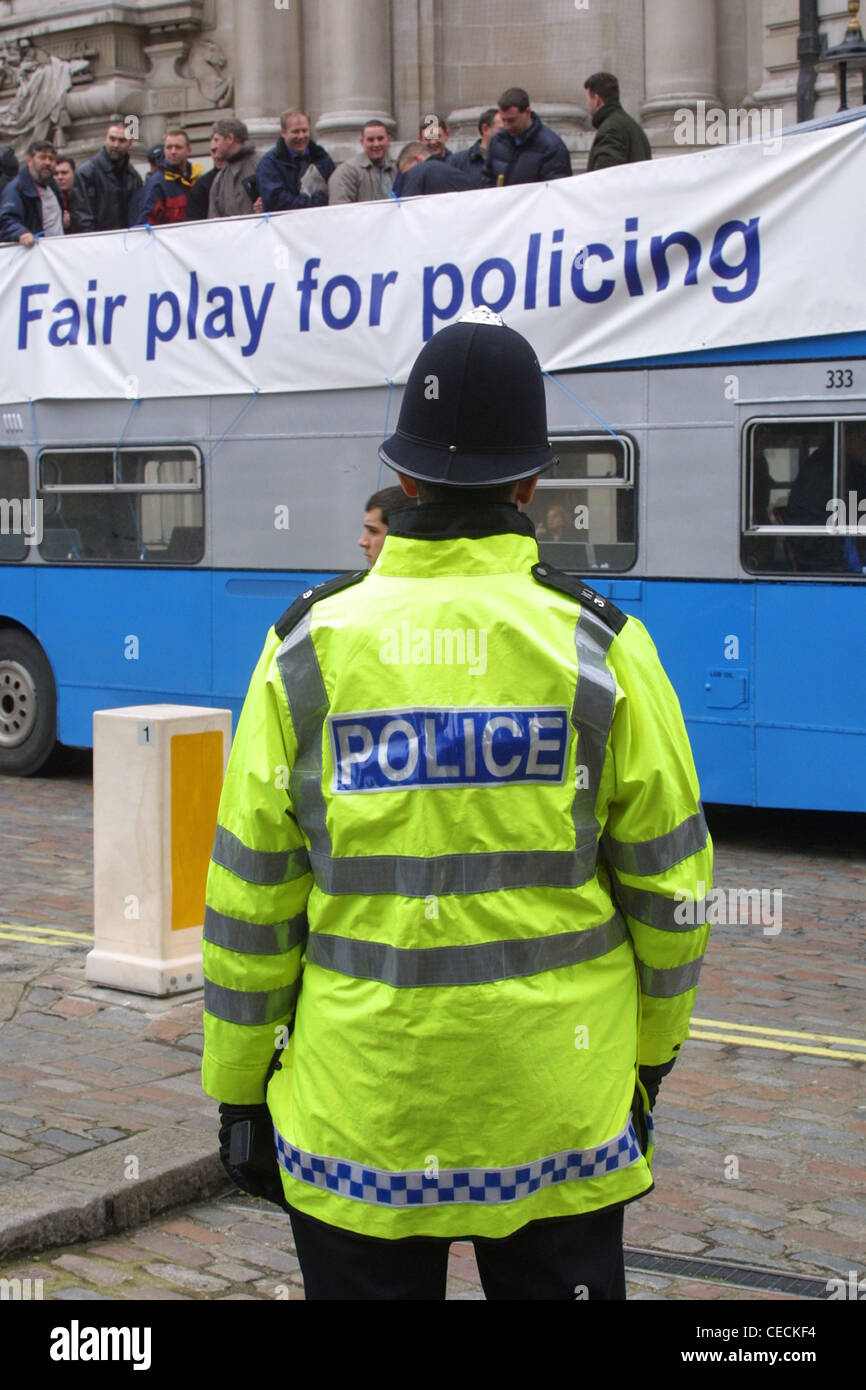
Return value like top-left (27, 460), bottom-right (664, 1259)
top-left (0, 630), bottom-right (57, 777)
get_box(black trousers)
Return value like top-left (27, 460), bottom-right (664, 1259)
top-left (288, 1203), bottom-right (625, 1301)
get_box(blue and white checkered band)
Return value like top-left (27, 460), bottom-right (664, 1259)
top-left (329, 707), bottom-right (570, 793)
top-left (274, 1120), bottom-right (642, 1206)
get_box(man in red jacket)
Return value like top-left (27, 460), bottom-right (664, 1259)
top-left (138, 128), bottom-right (202, 225)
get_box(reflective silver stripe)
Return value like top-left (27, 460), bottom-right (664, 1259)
top-left (276, 612), bottom-right (333, 874)
top-left (604, 806), bottom-right (708, 877)
top-left (309, 844), bottom-right (599, 897)
top-left (204, 979), bottom-right (299, 1025)
top-left (211, 824), bottom-right (310, 886)
top-left (275, 1118), bottom-right (643, 1206)
top-left (203, 908), bottom-right (307, 956)
top-left (613, 879), bottom-right (708, 933)
top-left (571, 606), bottom-right (616, 869)
top-left (637, 957), bottom-right (704, 998)
top-left (306, 912), bottom-right (627, 986)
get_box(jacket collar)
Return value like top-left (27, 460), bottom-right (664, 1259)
top-left (96, 147), bottom-right (129, 175)
top-left (276, 138), bottom-right (312, 165)
top-left (18, 163), bottom-right (58, 201)
top-left (18, 163), bottom-right (38, 198)
top-left (387, 501), bottom-right (536, 541)
top-left (510, 113), bottom-right (540, 148)
top-left (159, 160), bottom-right (194, 185)
top-left (360, 152), bottom-right (396, 172)
top-left (593, 100), bottom-right (623, 130)
top-left (377, 504), bottom-right (538, 578)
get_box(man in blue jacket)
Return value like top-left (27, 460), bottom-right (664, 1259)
top-left (452, 107), bottom-right (503, 189)
top-left (258, 109), bottom-right (335, 212)
top-left (483, 86), bottom-right (572, 186)
top-left (0, 140), bottom-right (64, 246)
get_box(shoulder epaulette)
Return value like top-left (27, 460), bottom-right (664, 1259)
top-left (275, 570), bottom-right (367, 640)
top-left (531, 562), bottom-right (628, 636)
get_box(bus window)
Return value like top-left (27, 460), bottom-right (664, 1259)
top-left (522, 435), bottom-right (636, 573)
top-left (37, 446), bottom-right (203, 564)
top-left (840, 420), bottom-right (866, 507)
top-left (0, 448), bottom-right (30, 562)
top-left (742, 419), bottom-right (865, 576)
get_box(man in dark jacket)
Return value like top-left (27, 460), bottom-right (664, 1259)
top-left (0, 140), bottom-right (64, 246)
top-left (0, 146), bottom-right (19, 199)
top-left (452, 107), bottom-right (503, 189)
top-left (257, 109), bottom-right (334, 212)
top-left (483, 86), bottom-right (571, 186)
top-left (186, 130), bottom-right (226, 220)
top-left (137, 128), bottom-right (202, 225)
top-left (584, 72), bottom-right (651, 172)
top-left (69, 115), bottom-right (142, 232)
top-left (399, 143), bottom-right (473, 198)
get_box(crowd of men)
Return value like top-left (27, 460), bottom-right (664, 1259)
top-left (0, 74), bottom-right (650, 246)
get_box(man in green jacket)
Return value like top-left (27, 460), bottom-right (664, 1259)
top-left (203, 310), bottom-right (711, 1300)
top-left (585, 72), bottom-right (652, 172)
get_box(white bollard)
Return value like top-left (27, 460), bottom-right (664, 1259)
top-left (87, 704), bottom-right (232, 996)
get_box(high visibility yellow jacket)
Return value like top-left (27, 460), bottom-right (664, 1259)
top-left (201, 504), bottom-right (712, 1240)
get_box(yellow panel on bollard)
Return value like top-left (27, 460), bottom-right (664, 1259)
top-left (171, 731), bottom-right (225, 933)
top-left (87, 705), bottom-right (232, 997)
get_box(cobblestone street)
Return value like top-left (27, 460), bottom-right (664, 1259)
top-left (1, 754), bottom-right (864, 1301)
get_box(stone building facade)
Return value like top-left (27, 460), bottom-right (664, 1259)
top-left (0, 0), bottom-right (858, 168)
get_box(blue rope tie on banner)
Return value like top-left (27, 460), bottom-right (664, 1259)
top-left (202, 388), bottom-right (260, 463)
top-left (29, 397), bottom-right (80, 559)
top-left (255, 211), bottom-right (272, 228)
top-left (376, 379), bottom-right (395, 488)
top-left (27, 397), bottom-right (39, 454)
top-left (382, 379), bottom-right (395, 439)
top-left (6, 229), bottom-right (44, 266)
top-left (541, 370), bottom-right (621, 441)
top-left (123, 224), bottom-right (155, 252)
top-left (112, 397), bottom-right (141, 468)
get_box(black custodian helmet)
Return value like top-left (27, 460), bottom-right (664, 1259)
top-left (379, 309), bottom-right (557, 485)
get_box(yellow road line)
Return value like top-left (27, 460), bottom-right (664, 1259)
top-left (689, 1030), bottom-right (865, 1061)
top-left (692, 1016), bottom-right (866, 1048)
top-left (0, 920), bottom-right (92, 938)
top-left (0, 923), bottom-right (93, 943)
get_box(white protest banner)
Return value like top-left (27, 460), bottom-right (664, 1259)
top-left (1, 115), bottom-right (864, 404)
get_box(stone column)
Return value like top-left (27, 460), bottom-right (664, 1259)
top-left (642, 0), bottom-right (721, 141)
top-left (315, 0), bottom-right (395, 163)
top-left (232, 0), bottom-right (302, 144)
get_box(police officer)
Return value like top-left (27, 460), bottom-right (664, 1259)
top-left (202, 310), bottom-right (712, 1301)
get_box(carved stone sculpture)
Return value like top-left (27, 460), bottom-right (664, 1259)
top-left (183, 37), bottom-right (232, 109)
top-left (0, 40), bottom-right (90, 153)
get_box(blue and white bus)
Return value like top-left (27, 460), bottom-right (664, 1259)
top-left (1, 108), bottom-right (863, 810)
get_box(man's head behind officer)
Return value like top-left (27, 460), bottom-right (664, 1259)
top-left (358, 486), bottom-right (408, 567)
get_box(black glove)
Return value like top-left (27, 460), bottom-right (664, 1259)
top-left (639, 1058), bottom-right (677, 1111)
top-left (218, 1102), bottom-right (288, 1210)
